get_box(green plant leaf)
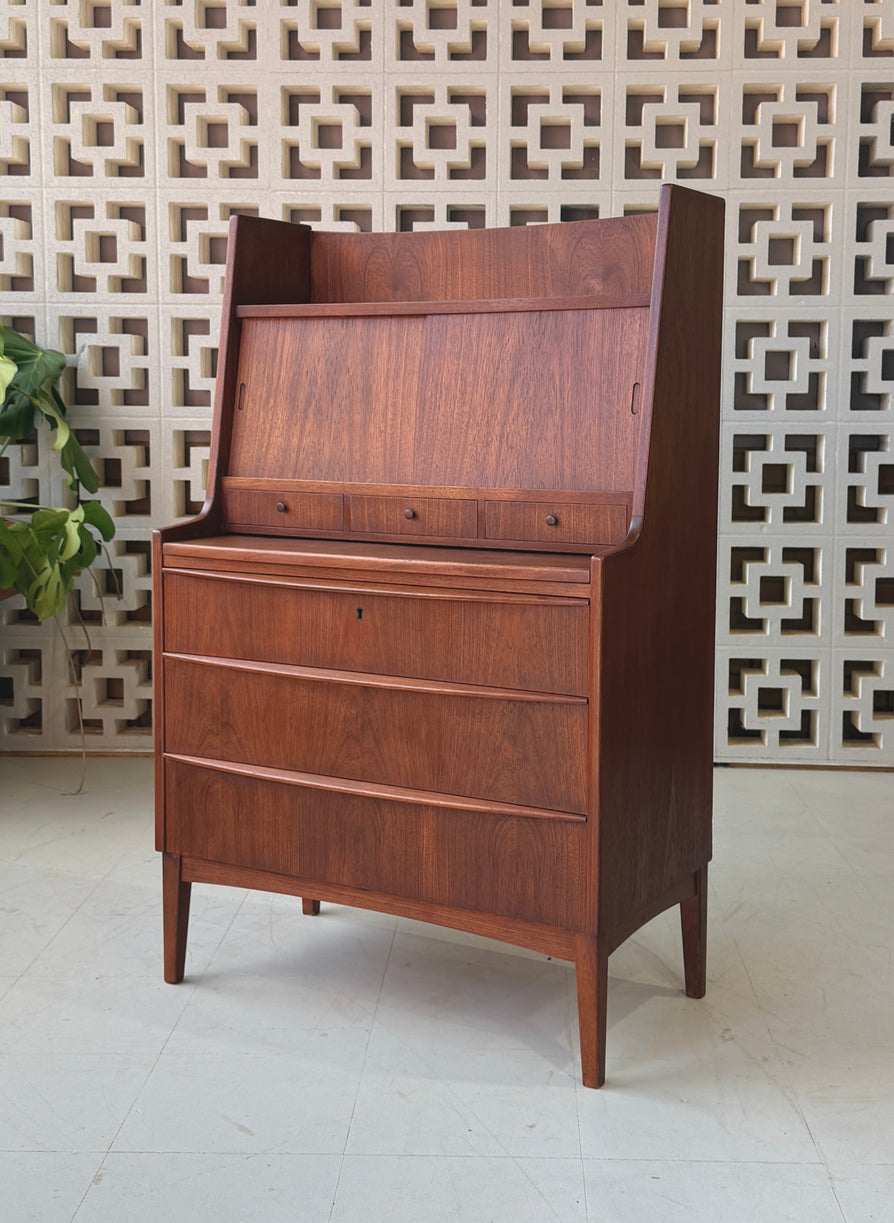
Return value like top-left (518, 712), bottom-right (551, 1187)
top-left (76, 523), bottom-right (98, 570)
top-left (0, 351), bottom-right (16, 401)
top-left (0, 326), bottom-right (66, 399)
top-left (27, 561), bottom-right (67, 621)
top-left (0, 386), bottom-right (36, 439)
top-left (30, 507), bottom-right (70, 543)
top-left (59, 430), bottom-right (101, 494)
top-left (35, 391), bottom-right (71, 452)
top-left (61, 506), bottom-right (83, 561)
top-left (1, 327), bottom-right (116, 620)
top-left (81, 499), bottom-right (115, 540)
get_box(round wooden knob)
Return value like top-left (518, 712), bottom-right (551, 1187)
top-left (404, 508), bottom-right (416, 520)
top-left (275, 501), bottom-right (287, 513)
top-left (545, 514), bottom-right (558, 526)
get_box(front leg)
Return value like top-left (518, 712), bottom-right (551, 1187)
top-left (680, 864), bottom-right (708, 998)
top-left (573, 934), bottom-right (609, 1088)
top-left (163, 852), bottom-right (192, 983)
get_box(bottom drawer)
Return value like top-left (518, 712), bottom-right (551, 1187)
top-left (163, 757), bottom-right (587, 928)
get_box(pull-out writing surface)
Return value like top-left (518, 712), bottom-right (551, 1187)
top-left (154, 184), bottom-right (725, 1087)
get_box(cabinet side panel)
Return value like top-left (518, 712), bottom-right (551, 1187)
top-left (200, 217), bottom-right (313, 534)
top-left (597, 186), bottom-right (724, 936)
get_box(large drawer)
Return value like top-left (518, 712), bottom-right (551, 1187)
top-left (164, 656), bottom-right (588, 815)
top-left (162, 571), bottom-right (589, 696)
top-left (164, 757), bottom-right (588, 928)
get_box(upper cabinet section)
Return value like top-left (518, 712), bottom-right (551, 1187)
top-left (200, 186), bottom-right (725, 554)
top-left (227, 301), bottom-right (649, 493)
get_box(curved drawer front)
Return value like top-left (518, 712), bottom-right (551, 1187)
top-left (164, 656), bottom-right (588, 816)
top-left (162, 572), bottom-right (589, 696)
top-left (164, 758), bottom-right (588, 928)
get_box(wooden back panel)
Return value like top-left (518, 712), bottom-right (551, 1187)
top-left (309, 214), bottom-right (658, 304)
top-left (227, 305), bottom-right (649, 493)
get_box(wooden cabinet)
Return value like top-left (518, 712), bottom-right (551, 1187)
top-left (154, 184), bottom-right (725, 1087)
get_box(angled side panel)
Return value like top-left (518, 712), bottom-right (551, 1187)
top-left (596, 184), bottom-right (725, 938)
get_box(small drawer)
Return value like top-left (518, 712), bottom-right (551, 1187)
top-left (224, 487), bottom-right (343, 532)
top-left (348, 495), bottom-right (477, 538)
top-left (484, 500), bottom-right (628, 546)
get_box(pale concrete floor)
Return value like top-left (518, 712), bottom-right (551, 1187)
top-left (0, 757), bottom-right (891, 1222)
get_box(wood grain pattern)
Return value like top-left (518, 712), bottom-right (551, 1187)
top-left (595, 184), bottom-right (724, 945)
top-left (162, 571), bottom-right (590, 695)
top-left (226, 309), bottom-right (649, 496)
top-left (165, 754), bottom-right (587, 823)
top-left (223, 488), bottom-right (344, 531)
top-left (236, 294), bottom-right (651, 319)
top-left (347, 494), bottom-right (477, 538)
top-left (155, 188), bottom-right (724, 1088)
top-left (162, 536), bottom-right (594, 588)
top-left (681, 865), bottom-right (708, 998)
top-left (166, 758), bottom-right (588, 928)
top-left (164, 655), bottom-right (588, 814)
top-left (309, 214), bottom-right (658, 304)
top-left (484, 500), bottom-right (629, 546)
top-left (181, 854), bottom-right (579, 961)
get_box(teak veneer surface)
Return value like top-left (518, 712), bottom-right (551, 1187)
top-left (154, 187), bottom-right (725, 1089)
top-left (165, 759), bottom-right (589, 929)
top-left (164, 654), bottom-right (588, 814)
top-left (228, 308), bottom-right (648, 492)
top-left (162, 570), bottom-right (589, 695)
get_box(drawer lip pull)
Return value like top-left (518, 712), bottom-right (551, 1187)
top-left (165, 752), bottom-right (588, 823)
top-left (164, 651), bottom-right (588, 704)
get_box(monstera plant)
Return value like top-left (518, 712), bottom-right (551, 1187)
top-left (0, 325), bottom-right (115, 620)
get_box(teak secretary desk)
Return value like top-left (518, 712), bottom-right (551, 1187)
top-left (154, 183), bottom-right (725, 1087)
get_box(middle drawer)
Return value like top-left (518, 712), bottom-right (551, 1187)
top-left (164, 656), bottom-right (588, 816)
top-left (347, 494), bottom-right (477, 538)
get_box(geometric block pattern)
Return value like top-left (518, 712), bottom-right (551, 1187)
top-left (1, 1), bottom-right (891, 764)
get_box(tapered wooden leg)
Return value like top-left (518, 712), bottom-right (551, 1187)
top-left (680, 864), bottom-right (708, 998)
top-left (163, 852), bottom-right (191, 984)
top-left (302, 898), bottom-right (320, 916)
top-left (573, 934), bottom-right (609, 1088)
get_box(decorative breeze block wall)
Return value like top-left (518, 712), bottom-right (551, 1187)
top-left (1, 0), bottom-right (891, 765)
